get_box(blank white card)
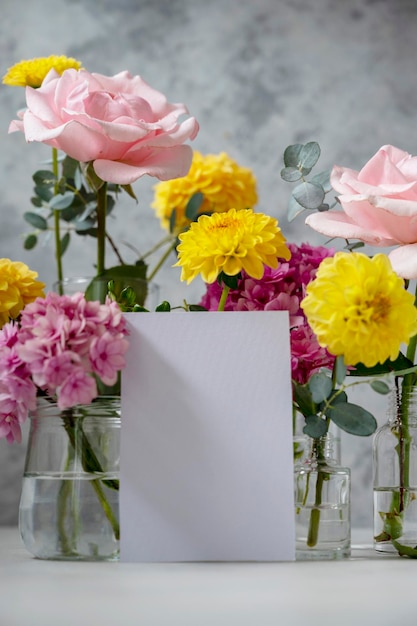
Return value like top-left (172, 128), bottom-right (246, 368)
top-left (120, 311), bottom-right (295, 562)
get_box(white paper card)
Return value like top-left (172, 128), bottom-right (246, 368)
top-left (120, 311), bottom-right (295, 562)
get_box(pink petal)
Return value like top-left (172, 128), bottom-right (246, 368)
top-left (388, 244), bottom-right (417, 279)
top-left (305, 211), bottom-right (398, 246)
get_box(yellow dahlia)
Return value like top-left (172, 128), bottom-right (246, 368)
top-left (0, 259), bottom-right (45, 327)
top-left (152, 151), bottom-right (258, 232)
top-left (2, 55), bottom-right (83, 88)
top-left (301, 251), bottom-right (417, 367)
top-left (174, 208), bottom-right (291, 284)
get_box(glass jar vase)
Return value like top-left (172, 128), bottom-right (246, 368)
top-left (19, 396), bottom-right (120, 561)
top-left (294, 434), bottom-right (351, 560)
top-left (373, 384), bottom-right (417, 556)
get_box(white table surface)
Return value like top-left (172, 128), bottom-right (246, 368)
top-left (1, 526), bottom-right (417, 626)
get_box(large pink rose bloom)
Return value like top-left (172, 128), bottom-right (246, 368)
top-left (305, 145), bottom-right (417, 278)
top-left (9, 68), bottom-right (199, 185)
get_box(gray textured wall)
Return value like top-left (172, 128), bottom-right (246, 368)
top-left (0, 0), bottom-right (416, 528)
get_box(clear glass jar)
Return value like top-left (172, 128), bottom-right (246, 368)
top-left (373, 385), bottom-right (417, 556)
top-left (294, 434), bottom-right (351, 560)
top-left (19, 396), bottom-right (120, 561)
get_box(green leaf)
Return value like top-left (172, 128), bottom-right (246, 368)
top-left (60, 232), bottom-right (70, 256)
top-left (344, 241), bottom-right (365, 251)
top-left (280, 167), bottom-right (302, 183)
top-left (287, 194), bottom-right (306, 222)
top-left (293, 382), bottom-right (318, 418)
top-left (30, 196), bottom-right (43, 208)
top-left (283, 144), bottom-right (303, 168)
top-left (327, 402), bottom-right (377, 436)
top-left (169, 208), bottom-right (177, 233)
top-left (32, 170), bottom-right (56, 185)
top-left (334, 356), bottom-right (347, 385)
top-left (155, 301), bottom-right (171, 312)
top-left (370, 380), bottom-right (391, 395)
top-left (308, 372), bottom-right (333, 403)
top-left (188, 304), bottom-right (208, 311)
top-left (49, 191), bottom-right (75, 210)
top-left (61, 156), bottom-right (80, 181)
top-left (185, 192), bottom-right (204, 221)
top-left (317, 203), bottom-right (330, 212)
top-left (329, 390), bottom-right (348, 406)
top-left (292, 182), bottom-right (325, 210)
top-left (298, 142), bottom-right (321, 169)
top-left (218, 271), bottom-right (241, 289)
top-left (24, 234), bottom-right (37, 250)
top-left (121, 184), bottom-right (138, 201)
top-left (310, 170), bottom-right (331, 193)
top-left (23, 212), bottom-right (48, 230)
top-left (303, 415), bottom-right (328, 438)
top-left (34, 184), bottom-right (53, 202)
top-left (349, 353), bottom-right (414, 376)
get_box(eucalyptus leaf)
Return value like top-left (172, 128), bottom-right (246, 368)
top-left (32, 170), bottom-right (56, 185)
top-left (327, 402), bottom-right (377, 436)
top-left (293, 382), bottom-right (318, 418)
top-left (34, 185), bottom-right (53, 203)
top-left (303, 415), bottom-right (328, 438)
top-left (345, 241), bottom-right (365, 251)
top-left (370, 380), bottom-right (391, 395)
top-left (60, 232), bottom-right (70, 256)
top-left (334, 356), bottom-right (347, 385)
top-left (310, 170), bottom-right (331, 192)
top-left (30, 196), bottom-right (43, 208)
top-left (185, 192), bottom-right (204, 221)
top-left (317, 203), bottom-right (330, 212)
top-left (23, 212), bottom-right (48, 231)
top-left (49, 191), bottom-right (75, 210)
top-left (292, 181), bottom-right (325, 210)
top-left (287, 194), bottom-right (306, 222)
top-left (280, 167), bottom-right (302, 183)
top-left (308, 372), bottom-right (333, 403)
top-left (299, 142), bottom-right (321, 169)
top-left (283, 143), bottom-right (303, 168)
top-left (24, 234), bottom-right (37, 250)
top-left (74, 219), bottom-right (96, 232)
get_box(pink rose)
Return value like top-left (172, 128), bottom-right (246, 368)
top-left (305, 145), bottom-right (417, 278)
top-left (9, 68), bottom-right (199, 185)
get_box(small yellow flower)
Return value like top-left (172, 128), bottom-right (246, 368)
top-left (301, 251), bottom-right (417, 367)
top-left (174, 208), bottom-right (291, 284)
top-left (0, 259), bottom-right (45, 327)
top-left (2, 55), bottom-right (83, 88)
top-left (152, 151), bottom-right (258, 232)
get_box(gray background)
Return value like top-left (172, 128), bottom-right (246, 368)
top-left (0, 0), bottom-right (416, 529)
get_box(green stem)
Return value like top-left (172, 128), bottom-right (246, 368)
top-left (148, 239), bottom-right (178, 282)
top-left (90, 479), bottom-right (120, 540)
top-left (52, 148), bottom-right (64, 292)
top-left (306, 439), bottom-right (326, 547)
top-left (218, 285), bottom-right (230, 312)
top-left (96, 183), bottom-right (108, 276)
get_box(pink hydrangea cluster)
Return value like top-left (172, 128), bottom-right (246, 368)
top-left (0, 292), bottom-right (129, 443)
top-left (199, 242), bottom-right (336, 383)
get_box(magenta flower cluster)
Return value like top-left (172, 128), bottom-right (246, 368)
top-left (200, 242), bottom-right (336, 384)
top-left (0, 292), bottom-right (129, 444)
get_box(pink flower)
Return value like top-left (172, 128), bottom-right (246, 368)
top-left (10, 68), bottom-right (199, 185)
top-left (90, 332), bottom-right (129, 385)
top-left (58, 368), bottom-right (97, 409)
top-left (305, 145), bottom-right (417, 278)
top-left (290, 324), bottom-right (336, 385)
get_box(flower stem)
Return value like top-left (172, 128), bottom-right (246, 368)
top-left (218, 285), bottom-right (230, 311)
top-left (96, 183), bottom-right (108, 276)
top-left (306, 438), bottom-right (326, 547)
top-left (148, 239), bottom-right (178, 282)
top-left (52, 148), bottom-right (64, 292)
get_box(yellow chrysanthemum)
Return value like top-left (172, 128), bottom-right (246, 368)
top-left (301, 251), bottom-right (417, 367)
top-left (0, 259), bottom-right (45, 327)
top-left (174, 208), bottom-right (291, 284)
top-left (2, 55), bottom-right (83, 88)
top-left (152, 151), bottom-right (258, 232)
